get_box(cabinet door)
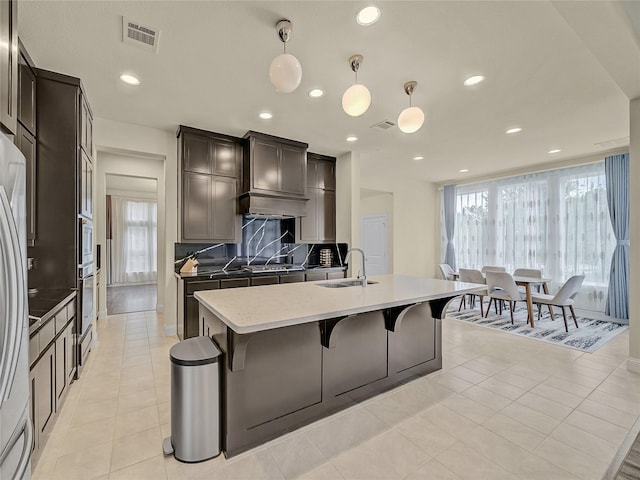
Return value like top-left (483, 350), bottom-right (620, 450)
top-left (321, 190), bottom-right (336, 242)
top-left (80, 150), bottom-right (92, 218)
top-left (251, 137), bottom-right (280, 191)
top-left (211, 137), bottom-right (236, 177)
top-left (80, 95), bottom-right (93, 159)
top-left (250, 275), bottom-right (279, 286)
top-left (185, 296), bottom-right (201, 340)
top-left (0, 0), bottom-right (17, 135)
top-left (183, 132), bottom-right (211, 174)
top-left (55, 331), bottom-right (67, 404)
top-left (18, 50), bottom-right (36, 135)
top-left (65, 322), bottom-right (75, 385)
top-left (211, 175), bottom-right (237, 241)
top-left (16, 124), bottom-right (36, 243)
top-left (182, 172), bottom-right (212, 240)
top-left (220, 278), bottom-right (250, 289)
top-left (317, 160), bottom-right (336, 191)
top-left (280, 144), bottom-right (306, 195)
top-left (36, 344), bottom-right (55, 435)
top-left (306, 159), bottom-right (317, 188)
top-left (86, 156), bottom-right (93, 219)
top-left (299, 188), bottom-right (319, 242)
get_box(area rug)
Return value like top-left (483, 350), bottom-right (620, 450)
top-left (446, 303), bottom-right (628, 353)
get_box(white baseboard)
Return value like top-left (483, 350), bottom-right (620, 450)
top-left (164, 324), bottom-right (177, 337)
top-left (156, 304), bottom-right (164, 312)
top-left (627, 357), bottom-right (640, 374)
top-left (98, 309), bottom-right (108, 319)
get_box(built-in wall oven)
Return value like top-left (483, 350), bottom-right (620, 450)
top-left (80, 218), bottom-right (93, 267)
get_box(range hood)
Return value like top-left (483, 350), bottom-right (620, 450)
top-left (239, 131), bottom-right (309, 218)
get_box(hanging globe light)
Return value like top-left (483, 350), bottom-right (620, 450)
top-left (269, 20), bottom-right (302, 93)
top-left (397, 81), bottom-right (425, 134)
top-left (342, 55), bottom-right (371, 117)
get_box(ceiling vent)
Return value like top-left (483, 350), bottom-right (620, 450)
top-left (371, 120), bottom-right (396, 130)
top-left (594, 137), bottom-right (629, 149)
top-left (122, 17), bottom-right (160, 52)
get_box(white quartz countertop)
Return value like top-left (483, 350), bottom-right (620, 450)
top-left (194, 274), bottom-right (484, 334)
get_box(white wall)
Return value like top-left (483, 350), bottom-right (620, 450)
top-left (94, 118), bottom-right (178, 336)
top-left (96, 153), bottom-right (164, 317)
top-left (336, 152), bottom-right (437, 278)
top-left (628, 97), bottom-right (640, 370)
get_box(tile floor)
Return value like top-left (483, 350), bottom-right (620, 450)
top-left (31, 310), bottom-right (640, 480)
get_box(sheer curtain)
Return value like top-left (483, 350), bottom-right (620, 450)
top-left (451, 162), bottom-right (615, 313)
top-left (110, 197), bottom-right (157, 285)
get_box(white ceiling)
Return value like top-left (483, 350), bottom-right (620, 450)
top-left (18, 1), bottom-right (637, 184)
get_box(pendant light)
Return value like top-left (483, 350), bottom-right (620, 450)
top-left (269, 19), bottom-right (302, 93)
top-left (342, 54), bottom-right (371, 117)
top-left (397, 81), bottom-right (425, 134)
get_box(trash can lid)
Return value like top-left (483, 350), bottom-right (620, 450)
top-left (170, 336), bottom-right (221, 366)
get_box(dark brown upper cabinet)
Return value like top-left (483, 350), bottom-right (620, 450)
top-left (18, 40), bottom-right (36, 136)
top-left (80, 93), bottom-right (93, 160)
top-left (240, 131), bottom-right (308, 217)
top-left (298, 154), bottom-right (336, 243)
top-left (80, 150), bottom-right (93, 219)
top-left (183, 130), bottom-right (237, 177)
top-left (243, 132), bottom-right (306, 196)
top-left (16, 122), bottom-right (36, 243)
top-left (178, 126), bottom-right (241, 243)
top-left (0, 0), bottom-right (18, 135)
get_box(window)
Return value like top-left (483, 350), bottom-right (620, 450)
top-left (447, 162), bottom-right (615, 312)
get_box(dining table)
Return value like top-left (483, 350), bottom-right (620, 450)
top-left (512, 275), bottom-right (552, 328)
top-left (450, 271), bottom-right (552, 328)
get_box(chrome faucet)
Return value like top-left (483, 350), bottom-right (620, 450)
top-left (345, 248), bottom-right (367, 287)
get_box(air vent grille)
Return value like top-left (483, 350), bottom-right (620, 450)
top-left (122, 17), bottom-right (160, 52)
top-left (372, 120), bottom-right (396, 130)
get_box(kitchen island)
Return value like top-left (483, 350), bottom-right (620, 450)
top-left (195, 274), bottom-right (482, 457)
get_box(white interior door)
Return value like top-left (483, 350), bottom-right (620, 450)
top-left (361, 214), bottom-right (388, 275)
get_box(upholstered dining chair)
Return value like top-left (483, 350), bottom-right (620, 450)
top-left (485, 271), bottom-right (526, 324)
top-left (458, 268), bottom-right (487, 316)
top-left (438, 263), bottom-right (455, 281)
top-left (513, 268), bottom-right (542, 278)
top-left (481, 265), bottom-right (506, 273)
top-left (531, 275), bottom-right (585, 332)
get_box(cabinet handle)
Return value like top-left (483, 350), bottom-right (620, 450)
top-left (0, 412), bottom-right (32, 479)
top-left (0, 187), bottom-right (26, 406)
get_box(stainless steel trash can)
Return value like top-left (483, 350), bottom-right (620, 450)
top-left (163, 336), bottom-right (221, 463)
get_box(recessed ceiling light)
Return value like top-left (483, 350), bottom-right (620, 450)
top-left (548, 149), bottom-right (561, 154)
top-left (459, 169), bottom-right (469, 173)
top-left (346, 136), bottom-right (358, 142)
top-left (308, 88), bottom-right (324, 98)
top-left (413, 156), bottom-right (424, 161)
top-left (463, 75), bottom-right (485, 87)
top-left (119, 74), bottom-right (140, 86)
top-left (259, 112), bottom-right (273, 120)
top-left (357, 5), bottom-right (381, 26)
top-left (506, 127), bottom-right (522, 134)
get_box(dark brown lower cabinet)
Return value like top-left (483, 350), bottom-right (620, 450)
top-left (36, 343), bottom-right (55, 438)
top-left (250, 275), bottom-right (279, 286)
top-left (220, 278), bottom-right (251, 289)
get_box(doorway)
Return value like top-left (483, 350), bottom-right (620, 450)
top-left (361, 214), bottom-right (389, 275)
top-left (105, 173), bottom-right (158, 315)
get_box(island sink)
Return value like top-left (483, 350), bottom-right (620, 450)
top-left (317, 280), bottom-right (378, 288)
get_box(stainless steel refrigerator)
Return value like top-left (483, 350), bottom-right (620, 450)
top-left (0, 132), bottom-right (32, 479)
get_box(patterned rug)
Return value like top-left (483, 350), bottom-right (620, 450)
top-left (446, 302), bottom-right (628, 353)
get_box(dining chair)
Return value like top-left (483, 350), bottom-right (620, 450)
top-left (458, 268), bottom-right (487, 316)
top-left (481, 265), bottom-right (506, 273)
top-left (485, 271), bottom-right (526, 324)
top-left (531, 275), bottom-right (585, 332)
top-left (438, 263), bottom-right (455, 281)
top-left (513, 268), bottom-right (542, 278)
